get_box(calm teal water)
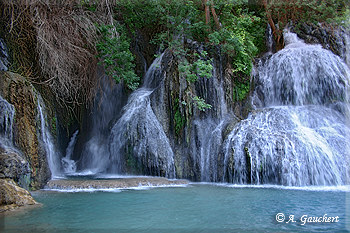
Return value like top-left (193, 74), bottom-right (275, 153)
top-left (1, 184), bottom-right (349, 232)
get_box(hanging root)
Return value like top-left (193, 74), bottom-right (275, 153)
top-left (33, 1), bottom-right (99, 105)
top-left (0, 0), bottom-right (117, 107)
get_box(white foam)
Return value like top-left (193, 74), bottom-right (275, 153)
top-left (95, 174), bottom-right (152, 179)
top-left (51, 175), bottom-right (67, 180)
top-left (192, 182), bottom-right (350, 192)
top-left (43, 183), bottom-right (188, 193)
top-left (124, 183), bottom-right (188, 190)
top-left (42, 188), bottom-right (122, 193)
top-left (67, 170), bottom-right (97, 176)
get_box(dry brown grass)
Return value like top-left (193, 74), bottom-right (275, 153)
top-left (1, 0), bottom-right (117, 108)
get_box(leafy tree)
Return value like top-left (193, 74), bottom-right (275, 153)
top-left (96, 23), bottom-right (140, 90)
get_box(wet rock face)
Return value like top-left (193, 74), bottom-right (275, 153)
top-left (0, 179), bottom-right (38, 212)
top-left (108, 54), bottom-right (176, 178)
top-left (0, 71), bottom-right (51, 189)
top-left (294, 24), bottom-right (349, 63)
top-left (0, 147), bottom-right (31, 190)
top-left (149, 49), bottom-right (247, 182)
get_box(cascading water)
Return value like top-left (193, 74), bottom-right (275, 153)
top-left (196, 118), bottom-right (228, 182)
top-left (223, 31), bottom-right (350, 186)
top-left (0, 95), bottom-right (15, 146)
top-left (266, 24), bottom-right (274, 54)
top-left (345, 30), bottom-right (350, 67)
top-left (37, 97), bottom-right (61, 178)
top-left (0, 95), bottom-right (31, 189)
top-left (192, 60), bottom-right (231, 182)
top-left (78, 73), bottom-right (126, 174)
top-left (0, 38), bottom-right (9, 71)
top-left (259, 31), bottom-right (349, 107)
top-left (61, 130), bottom-right (79, 174)
top-left (109, 53), bottom-right (175, 177)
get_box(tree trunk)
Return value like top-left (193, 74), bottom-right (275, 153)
top-left (210, 6), bottom-right (220, 29)
top-left (203, 0), bottom-right (210, 25)
top-left (262, 0), bottom-right (282, 49)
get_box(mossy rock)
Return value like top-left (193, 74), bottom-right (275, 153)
top-left (0, 179), bottom-right (38, 212)
top-left (0, 71), bottom-right (51, 189)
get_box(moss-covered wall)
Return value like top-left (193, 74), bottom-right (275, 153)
top-left (0, 71), bottom-right (51, 189)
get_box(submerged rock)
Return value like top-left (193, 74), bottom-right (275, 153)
top-left (0, 179), bottom-right (38, 212)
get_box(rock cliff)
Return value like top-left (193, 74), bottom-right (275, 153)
top-left (0, 71), bottom-right (51, 190)
top-left (0, 179), bottom-right (38, 212)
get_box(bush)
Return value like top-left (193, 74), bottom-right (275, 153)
top-left (96, 24), bottom-right (139, 90)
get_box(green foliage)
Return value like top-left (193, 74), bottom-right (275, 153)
top-left (174, 110), bottom-right (185, 136)
top-left (110, 0), bottom-right (266, 109)
top-left (234, 80), bottom-right (250, 101)
top-left (178, 60), bottom-right (198, 83)
top-left (173, 98), bottom-right (186, 136)
top-left (193, 51), bottom-right (213, 79)
top-left (338, 8), bottom-right (350, 27)
top-left (179, 51), bottom-right (213, 83)
top-left (208, 5), bottom-right (265, 75)
top-left (115, 0), bottom-right (165, 34)
top-left (114, 0), bottom-right (217, 111)
top-left (266, 0), bottom-right (350, 33)
top-left (193, 96), bottom-right (212, 111)
top-left (80, 0), bottom-right (97, 12)
top-left (177, 51), bottom-right (213, 111)
top-left (96, 24), bottom-right (140, 90)
top-left (51, 116), bottom-right (57, 133)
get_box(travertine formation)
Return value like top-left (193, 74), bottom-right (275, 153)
top-left (46, 177), bottom-right (189, 190)
top-left (0, 179), bottom-right (38, 212)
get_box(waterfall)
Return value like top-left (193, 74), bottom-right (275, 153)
top-left (223, 31), bottom-right (350, 186)
top-left (345, 31), bottom-right (350, 67)
top-left (0, 38), bottom-right (9, 71)
top-left (194, 61), bottom-right (231, 182)
top-left (37, 97), bottom-right (61, 179)
top-left (0, 95), bottom-right (20, 158)
top-left (109, 53), bottom-right (175, 177)
top-left (196, 119), bottom-right (227, 182)
top-left (0, 95), bottom-right (15, 146)
top-left (79, 73), bottom-right (126, 174)
top-left (61, 130), bottom-right (79, 174)
top-left (266, 24), bottom-right (274, 54)
top-left (259, 31), bottom-right (349, 107)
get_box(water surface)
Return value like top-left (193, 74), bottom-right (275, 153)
top-left (1, 184), bottom-right (349, 232)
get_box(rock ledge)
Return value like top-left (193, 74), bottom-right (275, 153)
top-left (0, 179), bottom-right (38, 212)
top-left (46, 177), bottom-right (189, 190)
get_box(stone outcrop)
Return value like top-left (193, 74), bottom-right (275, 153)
top-left (0, 179), bottom-right (38, 212)
top-left (147, 48), bottom-right (249, 181)
top-left (293, 24), bottom-right (350, 65)
top-left (0, 147), bottom-right (31, 190)
top-left (0, 71), bottom-right (51, 189)
top-left (104, 46), bottom-right (251, 182)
